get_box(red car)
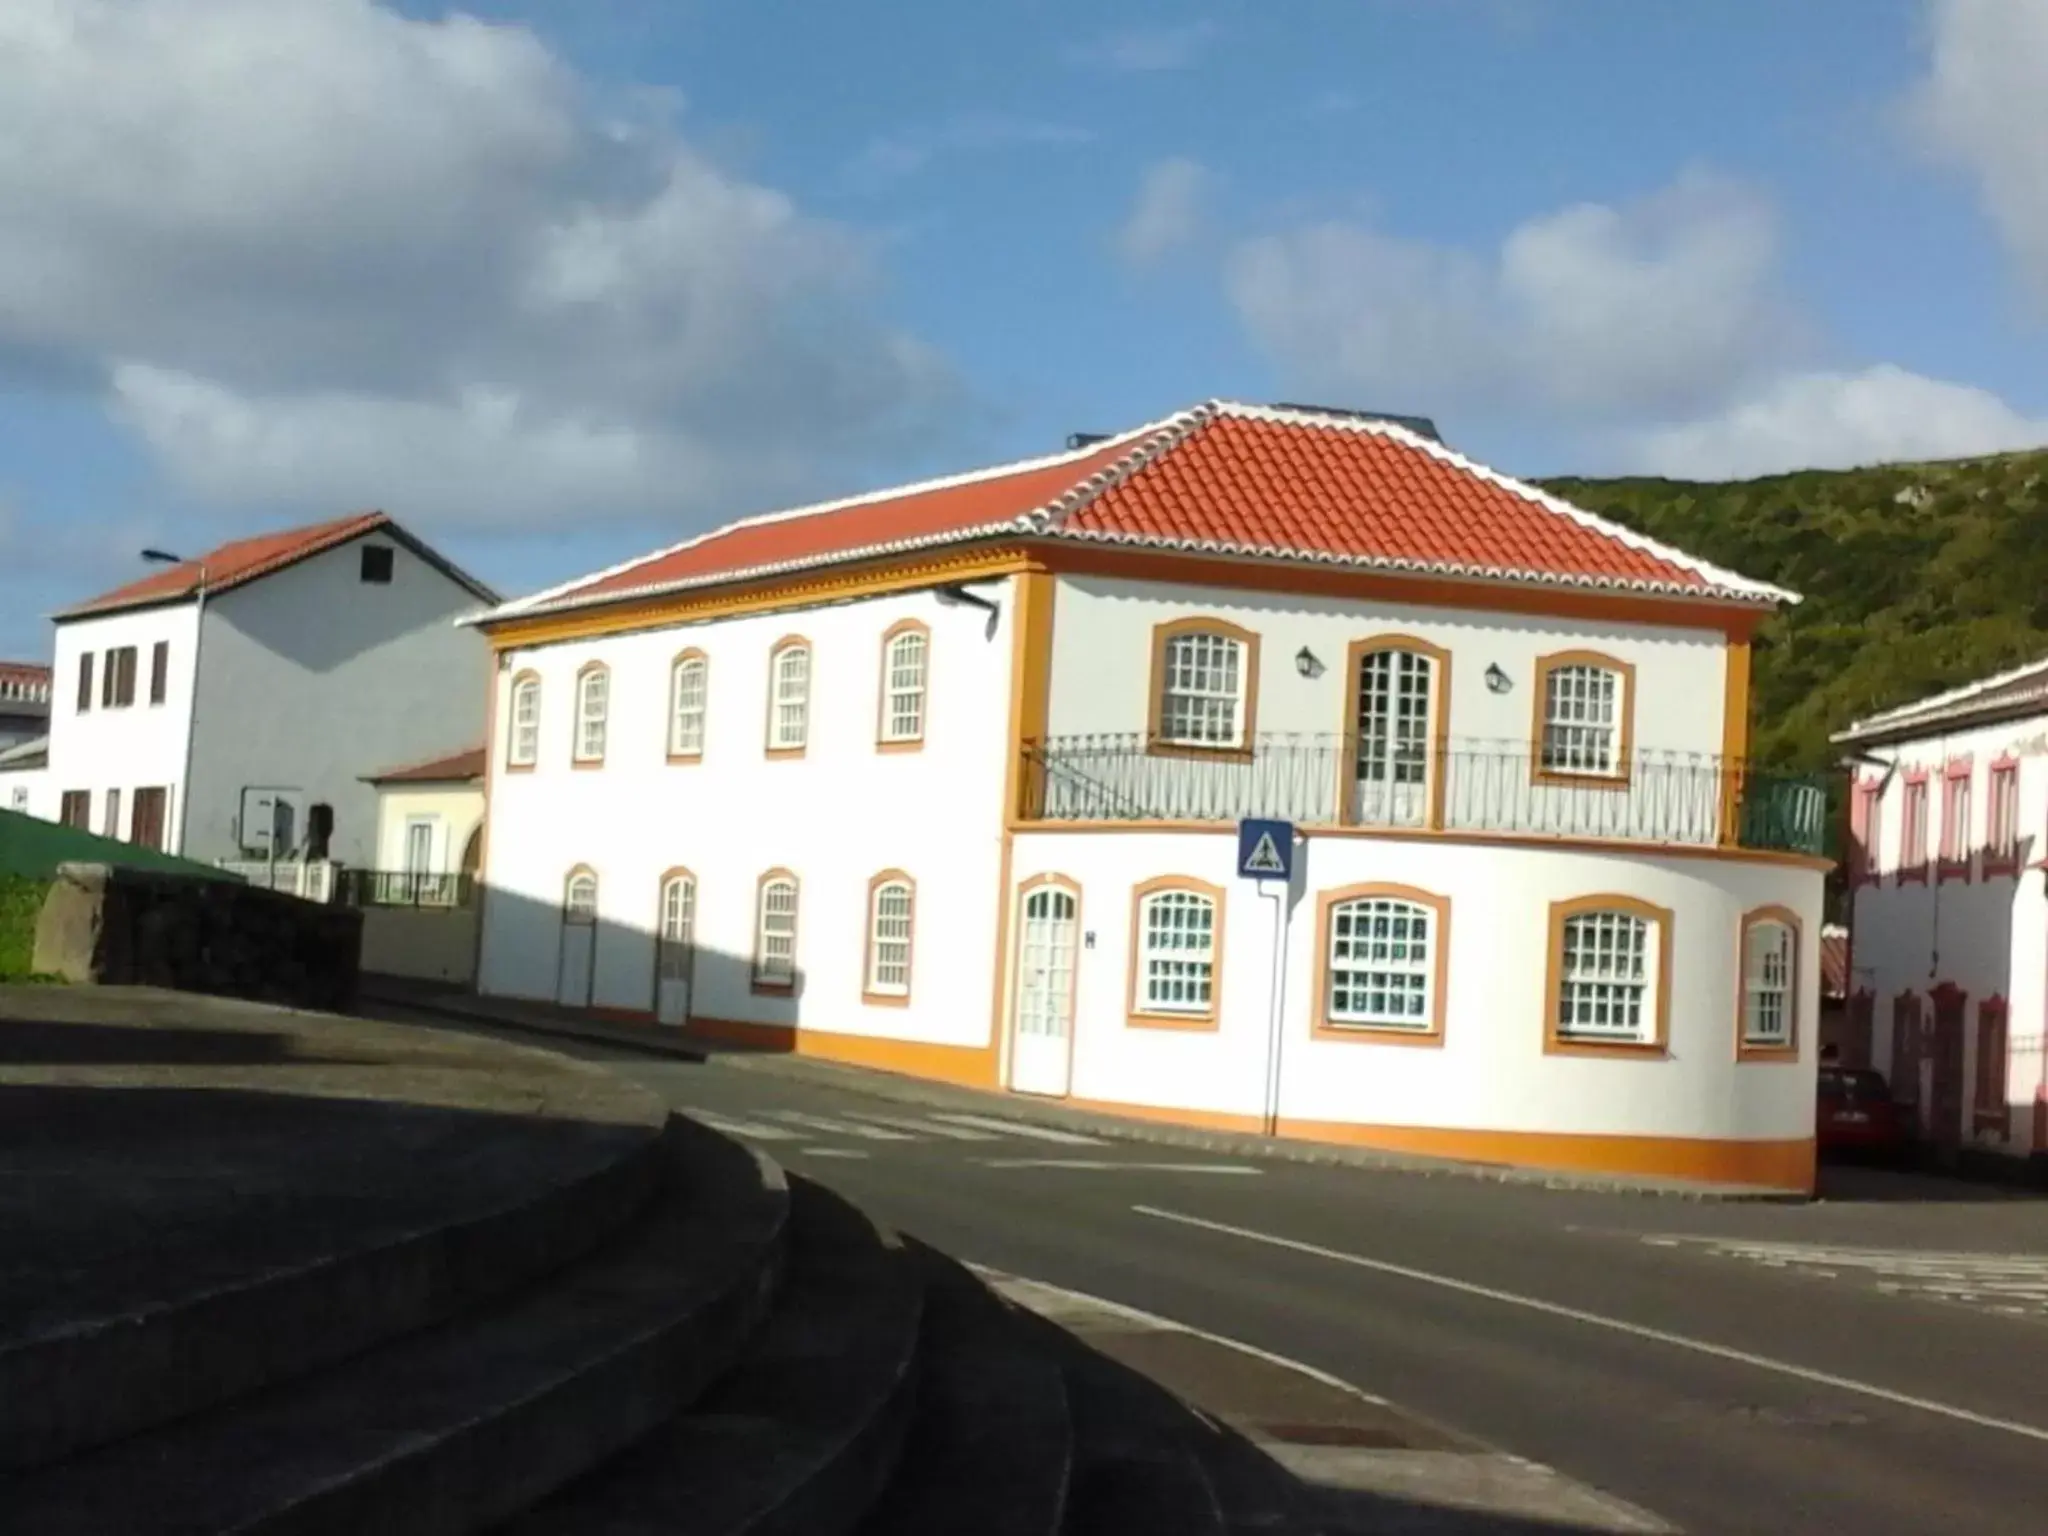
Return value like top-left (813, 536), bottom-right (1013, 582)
top-left (1816, 1066), bottom-right (1915, 1160)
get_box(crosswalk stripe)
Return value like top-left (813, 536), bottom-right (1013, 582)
top-left (928, 1113), bottom-right (1107, 1145)
top-left (689, 1113), bottom-right (801, 1142)
top-left (847, 1112), bottom-right (1001, 1141)
top-left (769, 1111), bottom-right (916, 1141)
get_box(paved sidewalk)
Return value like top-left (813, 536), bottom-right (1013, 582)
top-left (362, 977), bottom-right (1805, 1203)
top-left (984, 1269), bottom-right (1673, 1533)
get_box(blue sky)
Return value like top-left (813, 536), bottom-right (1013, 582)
top-left (2, 0), bottom-right (2045, 659)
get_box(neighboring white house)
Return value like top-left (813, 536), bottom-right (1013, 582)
top-left (363, 745), bottom-right (486, 900)
top-left (22, 512), bottom-right (498, 866)
top-left (473, 400), bottom-right (1830, 1191)
top-left (0, 662), bottom-right (50, 750)
top-left (1835, 662), bottom-right (2048, 1171)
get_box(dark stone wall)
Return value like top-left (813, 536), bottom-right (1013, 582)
top-left (33, 863), bottom-right (362, 1011)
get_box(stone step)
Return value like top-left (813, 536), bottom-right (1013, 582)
top-left (0, 1117), bottom-right (789, 1536)
top-left (1, 994), bottom-right (673, 1471)
top-left (1007, 1309), bottom-right (1226, 1536)
top-left (857, 1241), bottom-right (1073, 1536)
top-left (508, 1174), bottom-right (925, 1536)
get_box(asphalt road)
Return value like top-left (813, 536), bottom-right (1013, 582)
top-left (392, 1016), bottom-right (2048, 1536)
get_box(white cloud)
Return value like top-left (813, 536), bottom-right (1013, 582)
top-left (1619, 365), bottom-right (2048, 479)
top-left (1227, 169), bottom-right (1798, 421)
top-left (1069, 21), bottom-right (1218, 73)
top-left (1913, 0), bottom-right (2048, 302)
top-left (1117, 159), bottom-right (1209, 269)
top-left (0, 0), bottom-right (955, 528)
top-left (842, 113), bottom-right (1093, 194)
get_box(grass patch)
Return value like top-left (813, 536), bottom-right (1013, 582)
top-left (0, 875), bottom-right (49, 980)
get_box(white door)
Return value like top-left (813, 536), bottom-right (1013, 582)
top-left (1008, 884), bottom-right (1078, 1097)
top-left (1353, 648), bottom-right (1434, 827)
top-left (557, 872), bottom-right (597, 1008)
top-left (654, 875), bottom-right (694, 1026)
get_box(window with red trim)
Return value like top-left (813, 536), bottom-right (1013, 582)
top-left (1899, 777), bottom-right (1929, 877)
top-left (1974, 997), bottom-right (2010, 1129)
top-left (1851, 780), bottom-right (1883, 885)
top-left (1938, 763), bottom-right (1972, 878)
top-left (1986, 762), bottom-right (2020, 874)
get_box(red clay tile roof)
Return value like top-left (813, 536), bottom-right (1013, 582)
top-left (363, 746), bottom-right (486, 785)
top-left (57, 512), bottom-right (391, 618)
top-left (1820, 927), bottom-right (1849, 1001)
top-left (491, 401), bottom-right (1792, 623)
top-left (0, 661), bottom-right (50, 689)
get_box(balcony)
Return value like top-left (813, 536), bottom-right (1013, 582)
top-left (1019, 733), bottom-right (1829, 857)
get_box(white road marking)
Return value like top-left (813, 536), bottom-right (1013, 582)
top-left (1649, 1237), bottom-right (2048, 1318)
top-left (687, 1113), bottom-right (801, 1142)
top-left (795, 1146), bottom-right (869, 1159)
top-left (847, 1112), bottom-right (1002, 1141)
top-left (1136, 1206), bottom-right (2048, 1446)
top-left (769, 1111), bottom-right (916, 1141)
top-left (979, 1158), bottom-right (1259, 1174)
top-left (928, 1113), bottom-right (1107, 1145)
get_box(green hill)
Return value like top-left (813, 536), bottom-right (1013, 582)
top-left (1542, 449), bottom-right (2048, 770)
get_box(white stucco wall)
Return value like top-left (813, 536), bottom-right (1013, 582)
top-left (1046, 574), bottom-right (1733, 755)
top-left (43, 603), bottom-right (202, 842)
top-left (1849, 713), bottom-right (2048, 1156)
top-left (374, 783), bottom-right (485, 873)
top-left (183, 534), bottom-right (492, 866)
top-left (1005, 828), bottom-right (1823, 1152)
top-left (477, 577), bottom-right (1017, 1044)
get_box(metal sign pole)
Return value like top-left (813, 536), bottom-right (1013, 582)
top-left (1262, 880), bottom-right (1287, 1137)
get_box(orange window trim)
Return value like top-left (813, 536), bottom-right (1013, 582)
top-left (762, 636), bottom-right (813, 761)
top-left (1717, 638), bottom-right (1752, 847)
top-left (570, 660), bottom-right (609, 768)
top-left (505, 668), bottom-right (541, 773)
top-left (991, 569), bottom-right (1056, 1059)
top-left (751, 867), bottom-right (800, 994)
top-left (1735, 904), bottom-right (1801, 1063)
top-left (875, 617), bottom-right (931, 753)
top-left (1544, 893), bottom-right (1674, 1058)
top-left (1336, 635), bottom-right (1451, 830)
top-left (667, 648), bottom-right (709, 765)
top-left (863, 869), bottom-right (917, 1008)
top-left (1125, 875), bottom-right (1227, 1030)
top-left (1310, 882), bottom-right (1451, 1047)
top-left (1146, 616), bottom-right (1261, 761)
top-left (1530, 649), bottom-right (1636, 790)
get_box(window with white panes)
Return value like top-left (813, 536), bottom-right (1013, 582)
top-left (563, 869), bottom-right (598, 923)
top-left (754, 874), bottom-right (798, 987)
top-left (669, 654), bottom-right (707, 759)
top-left (1539, 660), bottom-right (1625, 776)
top-left (865, 877), bottom-right (915, 998)
top-left (1324, 894), bottom-right (1438, 1031)
top-left (767, 642), bottom-right (810, 753)
top-left (1554, 905), bottom-right (1660, 1045)
top-left (1901, 778), bottom-right (1929, 869)
top-left (574, 666), bottom-right (609, 764)
top-left (879, 627), bottom-right (928, 745)
top-left (1741, 916), bottom-right (1796, 1048)
top-left (1157, 628), bottom-right (1248, 747)
top-left (658, 872), bottom-right (695, 980)
top-left (1133, 884), bottom-right (1218, 1016)
top-left (508, 675), bottom-right (540, 767)
top-left (1988, 762), bottom-right (2020, 866)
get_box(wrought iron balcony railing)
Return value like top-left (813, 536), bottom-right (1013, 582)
top-left (334, 868), bottom-right (476, 909)
top-left (1018, 733), bottom-right (1828, 857)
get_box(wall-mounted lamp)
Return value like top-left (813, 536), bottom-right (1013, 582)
top-left (934, 582), bottom-right (1002, 639)
top-left (1295, 646), bottom-right (1324, 680)
top-left (1485, 663), bottom-right (1512, 695)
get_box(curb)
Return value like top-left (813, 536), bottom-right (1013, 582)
top-left (361, 984), bottom-right (1808, 1204)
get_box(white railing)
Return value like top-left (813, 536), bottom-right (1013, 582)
top-left (217, 858), bottom-right (338, 903)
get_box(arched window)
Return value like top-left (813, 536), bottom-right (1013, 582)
top-left (658, 870), bottom-right (695, 972)
top-left (766, 639), bottom-right (811, 756)
top-left (563, 867), bottom-right (598, 923)
top-left (1149, 618), bottom-right (1259, 751)
top-left (1128, 878), bottom-right (1222, 1024)
top-left (1739, 907), bottom-right (1799, 1055)
top-left (1317, 885), bottom-right (1447, 1038)
top-left (752, 871), bottom-right (799, 990)
top-left (669, 651), bottom-right (708, 761)
top-left (1533, 652), bottom-right (1633, 782)
top-left (573, 663), bottom-right (609, 765)
top-left (507, 672), bottom-right (541, 768)
top-left (878, 622), bottom-right (929, 748)
top-left (864, 873), bottom-right (916, 1002)
top-left (1547, 896), bottom-right (1671, 1051)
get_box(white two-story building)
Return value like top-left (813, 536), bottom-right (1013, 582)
top-left (1836, 664), bottom-right (2048, 1173)
top-left (21, 512), bottom-right (498, 866)
top-left (474, 400), bottom-right (1830, 1190)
